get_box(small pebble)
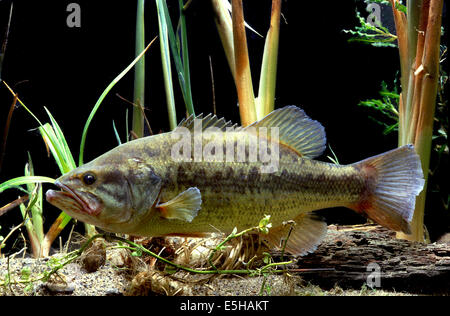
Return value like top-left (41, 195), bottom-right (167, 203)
top-left (45, 282), bottom-right (76, 294)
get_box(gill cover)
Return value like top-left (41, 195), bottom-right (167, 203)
top-left (125, 157), bottom-right (163, 212)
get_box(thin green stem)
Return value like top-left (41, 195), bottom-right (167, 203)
top-left (208, 226), bottom-right (257, 270)
top-left (132, 0), bottom-right (146, 138)
top-left (178, 0), bottom-right (195, 115)
top-left (156, 0), bottom-right (177, 130)
top-left (110, 234), bottom-right (292, 275)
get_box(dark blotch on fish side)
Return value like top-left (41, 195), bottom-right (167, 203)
top-left (225, 166), bottom-right (234, 179)
top-left (248, 167), bottom-right (260, 183)
top-left (102, 169), bottom-right (125, 185)
top-left (145, 146), bottom-right (160, 158)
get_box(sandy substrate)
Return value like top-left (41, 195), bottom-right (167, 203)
top-left (0, 234), bottom-right (417, 296)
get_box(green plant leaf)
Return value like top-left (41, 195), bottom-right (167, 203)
top-left (0, 176), bottom-right (55, 194)
top-left (44, 107), bottom-right (77, 170)
top-left (156, 0), bottom-right (177, 129)
top-left (343, 10), bottom-right (397, 48)
top-left (159, 0), bottom-right (195, 116)
top-left (79, 38), bottom-right (156, 165)
top-left (112, 120), bottom-right (122, 145)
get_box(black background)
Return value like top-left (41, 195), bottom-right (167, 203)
top-left (0, 0), bottom-right (448, 253)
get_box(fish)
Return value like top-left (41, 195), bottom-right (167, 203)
top-left (45, 106), bottom-right (425, 256)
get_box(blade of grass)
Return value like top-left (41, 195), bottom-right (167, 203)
top-left (39, 124), bottom-right (70, 174)
top-left (0, 2), bottom-right (13, 79)
top-left (132, 0), bottom-right (146, 138)
top-left (19, 157), bottom-right (44, 258)
top-left (43, 107), bottom-right (76, 170)
top-left (0, 176), bottom-right (55, 193)
top-left (257, 0), bottom-right (281, 119)
top-left (79, 37), bottom-right (157, 165)
top-left (177, 0), bottom-right (194, 115)
top-left (126, 108), bottom-right (129, 142)
top-left (159, 0), bottom-right (195, 116)
top-left (112, 120), bottom-right (122, 145)
top-left (2, 81), bottom-right (43, 126)
top-left (0, 91), bottom-right (17, 172)
top-left (156, 0), bottom-right (177, 130)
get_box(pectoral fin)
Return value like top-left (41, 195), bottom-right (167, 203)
top-left (156, 187), bottom-right (202, 222)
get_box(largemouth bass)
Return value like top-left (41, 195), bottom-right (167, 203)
top-left (46, 106), bottom-right (424, 255)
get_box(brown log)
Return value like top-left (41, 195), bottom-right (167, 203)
top-left (292, 225), bottom-right (450, 294)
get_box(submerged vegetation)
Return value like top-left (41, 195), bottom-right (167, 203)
top-left (0, 0), bottom-right (283, 258)
top-left (344, 0), bottom-right (447, 242)
top-left (0, 0), bottom-right (447, 295)
top-left (0, 0), bottom-right (288, 287)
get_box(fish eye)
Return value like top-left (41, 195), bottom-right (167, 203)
top-left (82, 172), bottom-right (96, 185)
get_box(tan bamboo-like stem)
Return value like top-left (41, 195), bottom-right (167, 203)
top-left (232, 0), bottom-right (257, 126)
top-left (388, 0), bottom-right (408, 144)
top-left (396, 0), bottom-right (443, 242)
top-left (389, 0), bottom-right (409, 89)
top-left (406, 0), bottom-right (430, 143)
top-left (211, 0), bottom-right (236, 83)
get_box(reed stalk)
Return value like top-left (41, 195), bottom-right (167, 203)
top-left (257, 0), bottom-right (281, 119)
top-left (213, 0), bottom-right (281, 125)
top-left (132, 0), bottom-right (146, 138)
top-left (390, 0), bottom-right (444, 242)
top-left (231, 0), bottom-right (257, 126)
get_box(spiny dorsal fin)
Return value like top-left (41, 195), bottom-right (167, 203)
top-left (247, 106), bottom-right (326, 159)
top-left (178, 113), bottom-right (237, 132)
top-left (178, 106), bottom-right (326, 159)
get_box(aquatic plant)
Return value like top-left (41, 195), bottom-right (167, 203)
top-left (345, 0), bottom-right (446, 242)
top-left (0, 216), bottom-right (296, 294)
top-left (212, 0), bottom-right (281, 125)
top-left (156, 0), bottom-right (196, 130)
top-left (0, 36), bottom-right (155, 258)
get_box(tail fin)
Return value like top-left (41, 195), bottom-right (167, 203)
top-left (350, 145), bottom-right (424, 234)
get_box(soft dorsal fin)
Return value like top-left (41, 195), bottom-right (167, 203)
top-left (247, 106), bottom-right (326, 159)
top-left (178, 113), bottom-right (237, 132)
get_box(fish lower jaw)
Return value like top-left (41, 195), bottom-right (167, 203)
top-left (45, 189), bottom-right (101, 216)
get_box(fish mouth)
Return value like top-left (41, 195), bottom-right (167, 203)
top-left (46, 180), bottom-right (102, 216)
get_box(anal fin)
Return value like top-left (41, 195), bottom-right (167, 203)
top-left (262, 213), bottom-right (327, 256)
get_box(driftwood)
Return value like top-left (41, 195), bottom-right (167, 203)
top-left (292, 225), bottom-right (450, 294)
